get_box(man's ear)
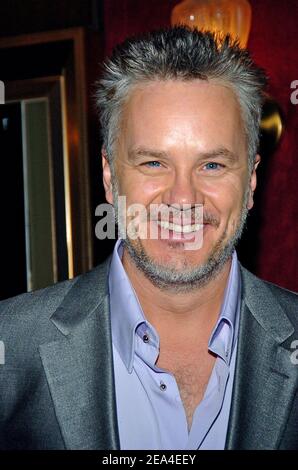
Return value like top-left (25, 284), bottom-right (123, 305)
top-left (102, 148), bottom-right (113, 204)
top-left (247, 154), bottom-right (261, 210)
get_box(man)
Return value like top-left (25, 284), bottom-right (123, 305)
top-left (0, 27), bottom-right (297, 450)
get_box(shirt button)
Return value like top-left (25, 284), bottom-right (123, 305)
top-left (142, 334), bottom-right (149, 343)
top-left (160, 382), bottom-right (167, 391)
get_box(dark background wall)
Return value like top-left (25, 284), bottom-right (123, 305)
top-left (0, 0), bottom-right (103, 35)
top-left (0, 0), bottom-right (297, 292)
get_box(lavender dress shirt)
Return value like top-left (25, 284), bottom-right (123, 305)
top-left (109, 240), bottom-right (241, 450)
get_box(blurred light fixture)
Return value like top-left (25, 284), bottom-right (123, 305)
top-left (171, 0), bottom-right (284, 151)
top-left (260, 97), bottom-right (284, 154)
top-left (171, 0), bottom-right (252, 48)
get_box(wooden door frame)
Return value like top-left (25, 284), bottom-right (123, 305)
top-left (0, 27), bottom-right (102, 278)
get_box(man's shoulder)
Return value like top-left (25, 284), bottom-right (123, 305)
top-left (0, 258), bottom-right (111, 371)
top-left (240, 264), bottom-right (298, 327)
top-left (240, 265), bottom-right (298, 300)
top-left (0, 257), bottom-right (111, 336)
top-left (0, 277), bottom-right (75, 324)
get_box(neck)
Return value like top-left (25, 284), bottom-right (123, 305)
top-left (122, 248), bottom-right (232, 343)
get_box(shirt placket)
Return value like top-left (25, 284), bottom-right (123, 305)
top-left (134, 323), bottom-right (190, 449)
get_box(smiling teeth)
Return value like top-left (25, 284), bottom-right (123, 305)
top-left (157, 221), bottom-right (202, 233)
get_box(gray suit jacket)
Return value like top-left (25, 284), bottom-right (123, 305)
top-left (0, 257), bottom-right (297, 449)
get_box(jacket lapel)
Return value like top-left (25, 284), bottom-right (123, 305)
top-left (39, 258), bottom-right (120, 450)
top-left (226, 267), bottom-right (297, 449)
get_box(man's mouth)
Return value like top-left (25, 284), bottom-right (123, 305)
top-left (156, 220), bottom-right (203, 234)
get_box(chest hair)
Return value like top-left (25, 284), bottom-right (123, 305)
top-left (157, 352), bottom-right (216, 430)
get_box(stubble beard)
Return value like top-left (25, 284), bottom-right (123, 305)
top-left (112, 179), bottom-right (249, 293)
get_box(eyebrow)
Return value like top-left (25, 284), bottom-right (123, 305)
top-left (128, 146), bottom-right (238, 162)
top-left (198, 147), bottom-right (238, 162)
top-left (128, 148), bottom-right (168, 161)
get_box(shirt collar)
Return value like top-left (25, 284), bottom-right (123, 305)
top-left (109, 240), bottom-right (152, 373)
top-left (109, 240), bottom-right (241, 372)
top-left (208, 250), bottom-right (241, 364)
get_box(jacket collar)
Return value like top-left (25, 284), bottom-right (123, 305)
top-left (39, 256), bottom-right (120, 450)
top-left (225, 265), bottom-right (297, 449)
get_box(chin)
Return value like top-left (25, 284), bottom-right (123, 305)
top-left (137, 237), bottom-right (213, 271)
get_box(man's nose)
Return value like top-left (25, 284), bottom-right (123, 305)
top-left (162, 171), bottom-right (202, 207)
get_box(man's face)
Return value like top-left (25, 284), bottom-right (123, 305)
top-left (103, 80), bottom-right (258, 290)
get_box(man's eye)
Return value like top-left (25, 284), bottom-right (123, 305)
top-left (203, 162), bottom-right (223, 171)
top-left (144, 161), bottom-right (161, 168)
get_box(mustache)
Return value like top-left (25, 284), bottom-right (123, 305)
top-left (202, 212), bottom-right (220, 227)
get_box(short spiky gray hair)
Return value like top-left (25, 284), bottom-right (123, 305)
top-left (96, 26), bottom-right (267, 170)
